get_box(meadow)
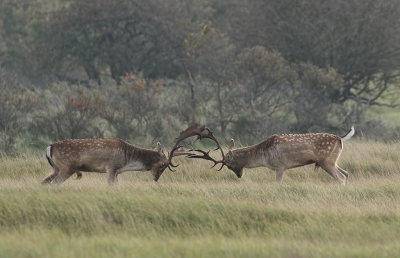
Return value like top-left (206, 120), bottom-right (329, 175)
top-left (1, 140), bottom-right (400, 257)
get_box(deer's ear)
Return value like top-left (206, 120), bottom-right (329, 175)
top-left (229, 139), bottom-right (235, 150)
top-left (156, 142), bottom-right (163, 154)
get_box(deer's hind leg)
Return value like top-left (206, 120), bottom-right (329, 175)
top-left (50, 165), bottom-right (79, 185)
top-left (41, 165), bottom-right (60, 184)
top-left (337, 165), bottom-right (349, 179)
top-left (319, 163), bottom-right (347, 185)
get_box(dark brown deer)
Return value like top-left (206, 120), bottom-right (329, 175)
top-left (42, 125), bottom-right (210, 186)
top-left (188, 126), bottom-right (355, 185)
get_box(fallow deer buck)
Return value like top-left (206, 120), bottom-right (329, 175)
top-left (42, 125), bottom-right (210, 186)
top-left (188, 126), bottom-right (355, 185)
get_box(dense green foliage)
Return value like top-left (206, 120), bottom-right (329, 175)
top-left (1, 0), bottom-right (400, 154)
top-left (1, 140), bottom-right (400, 257)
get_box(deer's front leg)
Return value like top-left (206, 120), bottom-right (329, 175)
top-left (275, 168), bottom-right (285, 183)
top-left (106, 166), bottom-right (118, 187)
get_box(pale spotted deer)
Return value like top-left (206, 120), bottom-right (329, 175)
top-left (42, 125), bottom-right (209, 186)
top-left (188, 126), bottom-right (355, 185)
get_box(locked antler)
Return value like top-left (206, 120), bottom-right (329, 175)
top-left (167, 124), bottom-right (225, 171)
top-left (167, 124), bottom-right (206, 171)
top-left (186, 125), bottom-right (226, 170)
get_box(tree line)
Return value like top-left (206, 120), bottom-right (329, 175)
top-left (1, 0), bottom-right (400, 155)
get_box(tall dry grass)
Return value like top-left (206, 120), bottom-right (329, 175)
top-left (0, 140), bottom-right (400, 257)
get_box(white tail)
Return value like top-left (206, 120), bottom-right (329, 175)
top-left (190, 126), bottom-right (355, 185)
top-left (341, 126), bottom-right (355, 141)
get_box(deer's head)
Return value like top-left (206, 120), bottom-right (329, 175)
top-left (224, 140), bottom-right (244, 178)
top-left (150, 142), bottom-right (170, 181)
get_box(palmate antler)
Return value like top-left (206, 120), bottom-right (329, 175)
top-left (167, 124), bottom-right (226, 171)
top-left (167, 124), bottom-right (203, 171)
top-left (185, 125), bottom-right (226, 171)
top-left (186, 149), bottom-right (225, 171)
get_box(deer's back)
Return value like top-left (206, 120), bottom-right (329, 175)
top-left (268, 133), bottom-right (342, 166)
top-left (50, 138), bottom-right (128, 168)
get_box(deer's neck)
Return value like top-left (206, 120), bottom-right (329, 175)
top-left (233, 137), bottom-right (276, 168)
top-left (124, 144), bottom-right (159, 171)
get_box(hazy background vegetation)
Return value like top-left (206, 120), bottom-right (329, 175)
top-left (1, 0), bottom-right (400, 156)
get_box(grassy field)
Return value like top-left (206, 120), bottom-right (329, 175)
top-left (1, 140), bottom-right (400, 257)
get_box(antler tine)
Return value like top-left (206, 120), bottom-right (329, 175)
top-left (168, 147), bottom-right (192, 170)
top-left (182, 125), bottom-right (226, 170)
top-left (187, 149), bottom-right (225, 171)
top-left (198, 127), bottom-right (225, 159)
top-left (168, 124), bottom-right (207, 170)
